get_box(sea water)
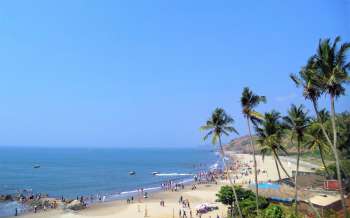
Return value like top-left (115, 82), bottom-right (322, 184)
top-left (0, 147), bottom-right (218, 217)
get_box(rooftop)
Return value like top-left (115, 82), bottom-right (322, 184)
top-left (308, 195), bottom-right (341, 207)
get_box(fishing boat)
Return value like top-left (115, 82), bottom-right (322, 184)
top-left (129, 171), bottom-right (136, 175)
top-left (151, 172), bottom-right (159, 175)
top-left (33, 164), bottom-right (40, 169)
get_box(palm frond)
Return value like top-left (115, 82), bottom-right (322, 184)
top-left (200, 108), bottom-right (238, 146)
top-left (203, 131), bottom-right (213, 141)
top-left (290, 73), bottom-right (302, 86)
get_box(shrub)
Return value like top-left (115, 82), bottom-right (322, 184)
top-left (263, 205), bottom-right (284, 218)
top-left (216, 185), bottom-right (269, 217)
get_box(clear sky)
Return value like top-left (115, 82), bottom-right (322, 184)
top-left (0, 1), bottom-right (349, 147)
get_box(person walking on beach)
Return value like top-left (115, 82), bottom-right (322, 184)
top-left (15, 208), bottom-right (18, 216)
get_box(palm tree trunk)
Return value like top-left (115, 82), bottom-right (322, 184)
top-left (294, 140), bottom-right (301, 215)
top-left (330, 96), bottom-right (347, 215)
top-left (311, 100), bottom-right (334, 147)
top-left (309, 102), bottom-right (330, 177)
top-left (246, 118), bottom-right (259, 215)
top-left (274, 150), bottom-right (291, 178)
top-left (219, 136), bottom-right (243, 218)
top-left (273, 154), bottom-right (282, 181)
top-left (318, 144), bottom-right (330, 176)
top-left (312, 96), bottom-right (347, 216)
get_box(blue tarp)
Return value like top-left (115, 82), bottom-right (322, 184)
top-left (268, 197), bottom-right (294, 203)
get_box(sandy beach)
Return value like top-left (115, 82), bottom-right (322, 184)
top-left (10, 153), bottom-right (315, 218)
top-left (11, 183), bottom-right (226, 218)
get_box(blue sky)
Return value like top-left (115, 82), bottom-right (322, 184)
top-left (0, 1), bottom-right (349, 147)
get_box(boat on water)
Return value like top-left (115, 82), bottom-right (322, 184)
top-left (152, 172), bottom-right (159, 175)
top-left (129, 171), bottom-right (136, 175)
top-left (33, 164), bottom-right (40, 169)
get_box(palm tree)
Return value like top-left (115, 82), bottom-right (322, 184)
top-left (291, 63), bottom-right (332, 174)
top-left (255, 111), bottom-right (291, 181)
top-left (240, 87), bottom-right (266, 215)
top-left (200, 108), bottom-right (243, 218)
top-left (306, 110), bottom-right (331, 176)
top-left (283, 104), bottom-right (310, 215)
top-left (290, 59), bottom-right (334, 149)
top-left (290, 36), bottom-right (350, 215)
top-left (313, 36), bottom-right (350, 214)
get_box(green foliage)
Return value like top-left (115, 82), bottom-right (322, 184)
top-left (336, 112), bottom-right (350, 158)
top-left (323, 209), bottom-right (338, 218)
top-left (282, 204), bottom-right (302, 218)
top-left (201, 108), bottom-right (238, 145)
top-left (283, 104), bottom-right (310, 143)
top-left (216, 185), bottom-right (235, 206)
top-left (240, 87), bottom-right (266, 125)
top-left (255, 111), bottom-right (287, 159)
top-left (216, 186), bottom-right (269, 217)
top-left (235, 186), bottom-right (255, 200)
top-left (240, 196), bottom-right (269, 217)
top-left (207, 36), bottom-right (350, 218)
top-left (312, 111), bottom-right (350, 187)
top-left (328, 159), bottom-right (350, 180)
top-left (262, 205), bottom-right (285, 218)
top-left (313, 36), bottom-right (349, 98)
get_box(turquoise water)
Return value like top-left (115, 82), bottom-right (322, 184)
top-left (0, 147), bottom-right (218, 217)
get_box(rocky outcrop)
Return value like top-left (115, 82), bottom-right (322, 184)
top-left (66, 200), bottom-right (85, 211)
top-left (0, 194), bottom-right (13, 202)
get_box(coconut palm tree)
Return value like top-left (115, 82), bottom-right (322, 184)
top-left (255, 111), bottom-right (291, 181)
top-left (313, 36), bottom-right (350, 214)
top-left (283, 104), bottom-right (310, 215)
top-left (290, 36), bottom-right (350, 215)
top-left (306, 110), bottom-right (331, 176)
top-left (200, 108), bottom-right (243, 218)
top-left (290, 59), bottom-right (334, 152)
top-left (291, 64), bottom-right (332, 175)
top-left (240, 87), bottom-right (266, 215)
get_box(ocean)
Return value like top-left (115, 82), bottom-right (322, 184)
top-left (0, 147), bottom-right (218, 217)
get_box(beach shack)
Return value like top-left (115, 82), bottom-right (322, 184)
top-left (300, 195), bottom-right (342, 217)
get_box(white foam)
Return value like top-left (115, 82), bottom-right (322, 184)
top-left (120, 190), bottom-right (139, 195)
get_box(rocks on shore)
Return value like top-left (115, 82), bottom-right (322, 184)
top-left (0, 195), bottom-right (13, 202)
top-left (66, 200), bottom-right (85, 211)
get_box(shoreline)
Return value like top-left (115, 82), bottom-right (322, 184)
top-left (0, 176), bottom-right (206, 217)
top-left (12, 182), bottom-right (226, 218)
top-left (1, 158), bottom-right (221, 218)
top-left (6, 153), bottom-right (316, 218)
